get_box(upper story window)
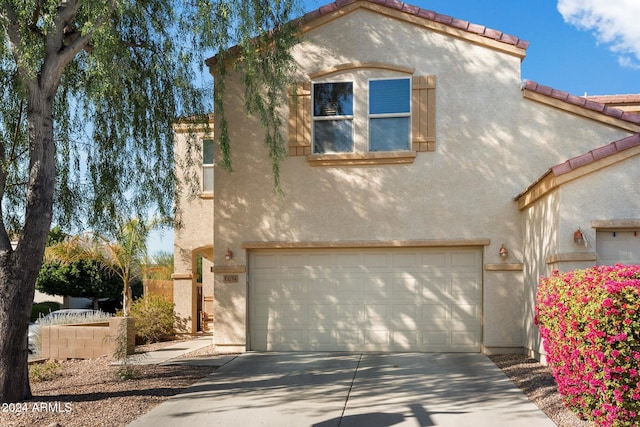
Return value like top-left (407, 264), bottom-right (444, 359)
top-left (369, 78), bottom-right (411, 152)
top-left (313, 82), bottom-right (353, 153)
top-left (202, 138), bottom-right (214, 193)
top-left (289, 64), bottom-right (436, 165)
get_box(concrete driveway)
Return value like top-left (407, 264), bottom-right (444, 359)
top-left (128, 353), bottom-right (555, 427)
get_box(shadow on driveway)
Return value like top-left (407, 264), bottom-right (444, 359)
top-left (127, 352), bottom-right (555, 427)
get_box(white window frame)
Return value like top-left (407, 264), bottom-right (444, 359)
top-left (367, 77), bottom-right (412, 152)
top-left (311, 80), bottom-right (354, 154)
top-left (202, 138), bottom-right (214, 193)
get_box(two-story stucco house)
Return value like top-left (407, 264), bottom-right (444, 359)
top-left (173, 0), bottom-right (640, 361)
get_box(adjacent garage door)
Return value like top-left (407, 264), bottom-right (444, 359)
top-left (249, 247), bottom-right (483, 352)
top-left (597, 231), bottom-right (640, 265)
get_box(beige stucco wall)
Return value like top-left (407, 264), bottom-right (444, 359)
top-left (212, 6), bottom-right (635, 352)
top-left (173, 129), bottom-right (214, 333)
top-left (522, 155), bottom-right (640, 360)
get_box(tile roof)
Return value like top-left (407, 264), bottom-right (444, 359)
top-left (522, 81), bottom-right (640, 126)
top-left (585, 94), bottom-right (640, 105)
top-left (551, 133), bottom-right (640, 177)
top-left (516, 133), bottom-right (640, 205)
top-left (301, 0), bottom-right (529, 50)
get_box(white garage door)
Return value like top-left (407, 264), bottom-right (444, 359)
top-left (249, 247), bottom-right (483, 352)
top-left (597, 231), bottom-right (640, 265)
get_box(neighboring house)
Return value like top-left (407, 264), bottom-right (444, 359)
top-left (176, 0), bottom-right (640, 360)
top-left (172, 116), bottom-right (214, 333)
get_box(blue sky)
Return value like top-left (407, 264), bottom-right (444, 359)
top-left (305, 0), bottom-right (640, 96)
top-left (148, 0), bottom-right (640, 255)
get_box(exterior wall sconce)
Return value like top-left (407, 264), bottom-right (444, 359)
top-left (574, 229), bottom-right (585, 245)
top-left (499, 244), bottom-right (508, 257)
top-left (225, 248), bottom-right (233, 260)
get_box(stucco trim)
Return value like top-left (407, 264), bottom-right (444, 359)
top-left (242, 239), bottom-right (490, 249)
top-left (591, 219), bottom-right (640, 230)
top-left (545, 252), bottom-right (597, 264)
top-left (172, 115), bottom-right (214, 134)
top-left (171, 273), bottom-right (193, 280)
top-left (307, 151), bottom-right (417, 166)
top-left (309, 62), bottom-right (415, 79)
top-left (199, 192), bottom-right (214, 200)
top-left (212, 266), bottom-right (247, 274)
top-left (522, 90), bottom-right (640, 133)
top-left (484, 263), bottom-right (524, 271)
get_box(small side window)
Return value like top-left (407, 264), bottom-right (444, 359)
top-left (202, 139), bottom-right (214, 193)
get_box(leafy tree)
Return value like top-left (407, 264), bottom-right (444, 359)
top-left (36, 259), bottom-right (122, 310)
top-left (0, 0), bottom-right (299, 402)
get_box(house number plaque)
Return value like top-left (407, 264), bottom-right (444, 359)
top-left (223, 274), bottom-right (239, 283)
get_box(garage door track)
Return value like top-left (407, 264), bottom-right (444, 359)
top-left (128, 352), bottom-right (554, 427)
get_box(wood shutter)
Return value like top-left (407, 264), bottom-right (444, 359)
top-left (288, 82), bottom-right (311, 156)
top-left (412, 75), bottom-right (436, 152)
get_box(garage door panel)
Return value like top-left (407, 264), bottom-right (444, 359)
top-left (391, 304), bottom-right (418, 328)
top-left (336, 330), bottom-right (363, 345)
top-left (451, 251), bottom-right (481, 269)
top-left (450, 274), bottom-right (482, 296)
top-left (422, 331), bottom-right (448, 346)
top-left (419, 252), bottom-right (447, 266)
top-left (451, 331), bottom-right (479, 347)
top-left (393, 330), bottom-right (418, 347)
top-left (421, 304), bottom-right (449, 322)
top-left (392, 252), bottom-right (419, 267)
top-left (392, 275), bottom-right (419, 295)
top-left (597, 231), bottom-right (640, 265)
top-left (308, 329), bottom-right (333, 346)
top-left (249, 247), bottom-right (482, 352)
top-left (365, 304), bottom-right (390, 322)
top-left (336, 304), bottom-right (364, 324)
top-left (364, 252), bottom-right (391, 267)
top-left (364, 330), bottom-right (390, 345)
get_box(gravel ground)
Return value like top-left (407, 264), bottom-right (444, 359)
top-left (489, 354), bottom-right (594, 427)
top-left (0, 347), bottom-right (591, 427)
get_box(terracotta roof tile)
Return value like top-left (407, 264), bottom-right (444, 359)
top-left (616, 133), bottom-right (640, 151)
top-left (586, 94), bottom-right (640, 104)
top-left (523, 80), bottom-right (640, 126)
top-left (483, 28), bottom-right (503, 41)
top-left (451, 18), bottom-right (470, 31)
top-left (301, 0), bottom-right (529, 50)
top-left (591, 143), bottom-right (617, 160)
top-left (551, 134), bottom-right (640, 178)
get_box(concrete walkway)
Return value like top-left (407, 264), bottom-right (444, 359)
top-left (127, 352), bottom-right (555, 427)
top-left (115, 335), bottom-right (215, 365)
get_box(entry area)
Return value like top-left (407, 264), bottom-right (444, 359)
top-left (248, 247), bottom-right (483, 352)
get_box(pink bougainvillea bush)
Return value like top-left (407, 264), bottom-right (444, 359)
top-left (536, 264), bottom-right (640, 427)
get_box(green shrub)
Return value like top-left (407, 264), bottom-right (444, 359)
top-left (31, 301), bottom-right (61, 322)
top-left (29, 360), bottom-right (63, 382)
top-left (129, 295), bottom-right (177, 343)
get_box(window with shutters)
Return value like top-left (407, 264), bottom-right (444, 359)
top-left (313, 82), bottom-right (354, 153)
top-left (369, 78), bottom-right (411, 152)
top-left (289, 66), bottom-right (435, 166)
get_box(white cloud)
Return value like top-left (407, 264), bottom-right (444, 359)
top-left (557, 0), bottom-right (640, 68)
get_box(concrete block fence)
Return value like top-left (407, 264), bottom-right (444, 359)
top-left (41, 317), bottom-right (135, 359)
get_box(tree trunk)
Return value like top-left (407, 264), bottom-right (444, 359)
top-left (0, 88), bottom-right (55, 402)
top-left (0, 260), bottom-right (35, 402)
